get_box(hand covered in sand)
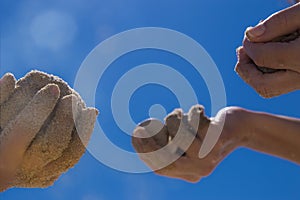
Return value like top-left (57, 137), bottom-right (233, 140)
top-left (0, 71), bottom-right (98, 191)
top-left (235, 3), bottom-right (300, 98)
top-left (132, 105), bottom-right (247, 182)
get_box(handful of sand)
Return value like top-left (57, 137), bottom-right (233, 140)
top-left (0, 70), bottom-right (98, 189)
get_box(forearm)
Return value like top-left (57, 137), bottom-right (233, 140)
top-left (242, 110), bottom-right (300, 164)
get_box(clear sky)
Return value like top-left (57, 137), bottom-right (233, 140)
top-left (1, 0), bottom-right (300, 200)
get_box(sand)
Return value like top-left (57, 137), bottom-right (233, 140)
top-left (0, 70), bottom-right (98, 188)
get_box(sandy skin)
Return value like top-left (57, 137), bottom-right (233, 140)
top-left (0, 71), bottom-right (98, 191)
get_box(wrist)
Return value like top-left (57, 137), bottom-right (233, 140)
top-left (221, 107), bottom-right (253, 148)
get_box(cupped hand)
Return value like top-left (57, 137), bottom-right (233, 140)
top-left (235, 3), bottom-right (300, 98)
top-left (235, 47), bottom-right (300, 98)
top-left (132, 105), bottom-right (248, 183)
top-left (0, 71), bottom-right (98, 191)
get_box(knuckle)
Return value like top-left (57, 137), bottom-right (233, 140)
top-left (186, 175), bottom-right (201, 183)
top-left (256, 87), bottom-right (274, 98)
top-left (199, 165), bottom-right (214, 177)
top-left (165, 109), bottom-right (183, 123)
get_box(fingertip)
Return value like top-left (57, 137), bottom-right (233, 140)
top-left (134, 119), bottom-right (170, 150)
top-left (46, 84), bottom-right (60, 97)
top-left (132, 127), bottom-right (149, 147)
top-left (1, 73), bottom-right (16, 84)
top-left (0, 73), bottom-right (17, 104)
top-left (236, 46), bottom-right (253, 66)
top-left (138, 119), bottom-right (165, 136)
top-left (165, 109), bottom-right (183, 138)
top-left (236, 46), bottom-right (244, 59)
top-left (235, 46), bottom-right (243, 55)
top-left (93, 108), bottom-right (99, 116)
top-left (75, 107), bottom-right (98, 146)
top-left (83, 107), bottom-right (99, 121)
top-left (133, 126), bottom-right (148, 138)
top-left (245, 24), bottom-right (266, 41)
top-left (187, 104), bottom-right (210, 133)
top-left (49, 84), bottom-right (60, 96)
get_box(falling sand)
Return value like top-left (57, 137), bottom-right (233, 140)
top-left (0, 71), bottom-right (98, 188)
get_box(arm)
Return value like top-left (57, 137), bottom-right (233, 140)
top-left (132, 106), bottom-right (300, 183)
top-left (243, 110), bottom-right (300, 164)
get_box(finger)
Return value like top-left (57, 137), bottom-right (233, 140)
top-left (235, 48), bottom-right (260, 82)
top-left (19, 94), bottom-right (81, 172)
top-left (17, 70), bottom-right (74, 97)
top-left (243, 36), bottom-right (300, 71)
top-left (0, 70), bottom-right (77, 130)
top-left (132, 126), bottom-right (163, 153)
top-left (259, 70), bottom-right (300, 97)
top-left (0, 73), bottom-right (16, 105)
top-left (199, 108), bottom-right (227, 159)
top-left (0, 71), bottom-right (50, 130)
top-left (187, 104), bottom-right (210, 141)
top-left (165, 109), bottom-right (202, 158)
top-left (236, 60), bottom-right (300, 98)
top-left (236, 46), bottom-right (278, 75)
top-left (134, 128), bottom-right (173, 170)
top-left (75, 108), bottom-right (98, 146)
top-left (236, 46), bottom-right (252, 65)
top-left (245, 3), bottom-right (300, 42)
top-left (164, 109), bottom-right (183, 138)
top-left (15, 107), bottom-right (98, 188)
top-left (0, 84), bottom-right (60, 173)
top-left (133, 123), bottom-right (185, 171)
top-left (133, 127), bottom-right (158, 153)
top-left (137, 119), bottom-right (169, 148)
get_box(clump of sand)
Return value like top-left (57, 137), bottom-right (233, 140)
top-left (0, 70), bottom-right (98, 188)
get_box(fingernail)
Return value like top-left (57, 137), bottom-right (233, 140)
top-left (246, 23), bottom-right (265, 39)
top-left (49, 84), bottom-right (60, 96)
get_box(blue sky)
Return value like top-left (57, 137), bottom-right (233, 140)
top-left (1, 0), bottom-right (300, 199)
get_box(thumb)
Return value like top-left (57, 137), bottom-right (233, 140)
top-left (246, 3), bottom-right (300, 42)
